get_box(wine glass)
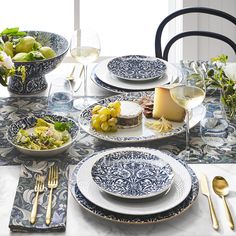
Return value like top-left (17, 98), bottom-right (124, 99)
top-left (70, 29), bottom-right (100, 110)
top-left (170, 71), bottom-right (206, 161)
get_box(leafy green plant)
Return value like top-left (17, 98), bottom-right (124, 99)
top-left (0, 28), bottom-right (28, 86)
top-left (0, 50), bottom-right (26, 86)
top-left (0, 51), bottom-right (15, 86)
top-left (206, 54), bottom-right (236, 118)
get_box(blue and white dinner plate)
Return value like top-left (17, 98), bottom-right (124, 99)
top-left (69, 147), bottom-right (199, 224)
top-left (91, 72), bottom-right (137, 93)
top-left (75, 147), bottom-right (192, 215)
top-left (107, 55), bottom-right (166, 82)
top-left (92, 58), bottom-right (180, 92)
top-left (91, 150), bottom-right (174, 199)
top-left (79, 91), bottom-right (204, 143)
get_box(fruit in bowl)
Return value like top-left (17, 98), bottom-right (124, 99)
top-left (0, 27), bottom-right (69, 94)
top-left (7, 114), bottom-right (79, 157)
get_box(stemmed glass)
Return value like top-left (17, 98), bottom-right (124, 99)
top-left (170, 71), bottom-right (206, 161)
top-left (70, 29), bottom-right (100, 110)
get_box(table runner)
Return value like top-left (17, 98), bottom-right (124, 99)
top-left (0, 94), bottom-right (235, 166)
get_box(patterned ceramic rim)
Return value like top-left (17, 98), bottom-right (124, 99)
top-left (107, 55), bottom-right (167, 81)
top-left (91, 150), bottom-right (174, 199)
top-left (91, 72), bottom-right (139, 93)
top-left (69, 147), bottom-right (199, 224)
top-left (6, 114), bottom-right (79, 152)
top-left (79, 91), bottom-right (203, 143)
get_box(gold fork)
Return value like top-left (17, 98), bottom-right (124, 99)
top-left (67, 64), bottom-right (84, 93)
top-left (46, 165), bottom-right (59, 225)
top-left (67, 64), bottom-right (84, 81)
top-left (30, 175), bottom-right (45, 224)
top-left (67, 65), bottom-right (76, 81)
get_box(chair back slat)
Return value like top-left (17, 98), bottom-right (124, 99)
top-left (155, 7), bottom-right (236, 60)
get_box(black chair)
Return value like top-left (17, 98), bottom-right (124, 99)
top-left (155, 7), bottom-right (236, 61)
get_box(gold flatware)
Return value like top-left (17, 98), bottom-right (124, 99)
top-left (67, 65), bottom-right (84, 92)
top-left (67, 64), bottom-right (84, 81)
top-left (212, 176), bottom-right (234, 230)
top-left (200, 174), bottom-right (219, 230)
top-left (78, 65), bottom-right (84, 78)
top-left (67, 65), bottom-right (76, 81)
top-left (30, 175), bottom-right (45, 224)
top-left (46, 165), bottom-right (59, 225)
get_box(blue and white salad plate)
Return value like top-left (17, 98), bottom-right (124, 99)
top-left (107, 55), bottom-right (166, 82)
top-left (91, 150), bottom-right (174, 199)
top-left (70, 147), bottom-right (198, 223)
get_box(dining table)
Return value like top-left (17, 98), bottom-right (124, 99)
top-left (1, 59), bottom-right (236, 236)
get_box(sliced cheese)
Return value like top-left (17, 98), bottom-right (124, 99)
top-left (152, 87), bottom-right (185, 122)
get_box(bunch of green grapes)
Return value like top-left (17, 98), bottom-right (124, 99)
top-left (91, 101), bottom-right (121, 132)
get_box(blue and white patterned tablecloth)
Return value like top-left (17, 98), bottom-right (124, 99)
top-left (0, 95), bottom-right (235, 166)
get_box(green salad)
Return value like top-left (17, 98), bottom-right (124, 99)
top-left (15, 118), bottom-right (71, 150)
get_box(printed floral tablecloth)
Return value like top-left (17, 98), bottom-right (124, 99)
top-left (0, 95), bottom-right (236, 166)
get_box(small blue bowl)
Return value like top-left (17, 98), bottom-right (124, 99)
top-left (8, 31), bottom-right (69, 94)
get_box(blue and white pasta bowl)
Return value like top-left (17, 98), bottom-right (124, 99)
top-left (6, 114), bottom-right (79, 157)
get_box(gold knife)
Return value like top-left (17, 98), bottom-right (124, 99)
top-left (200, 174), bottom-right (219, 230)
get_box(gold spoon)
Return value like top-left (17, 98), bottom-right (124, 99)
top-left (212, 176), bottom-right (234, 230)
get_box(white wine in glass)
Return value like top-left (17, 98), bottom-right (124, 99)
top-left (70, 47), bottom-right (100, 65)
top-left (70, 29), bottom-right (100, 110)
top-left (170, 74), bottom-right (206, 161)
top-left (170, 85), bottom-right (205, 110)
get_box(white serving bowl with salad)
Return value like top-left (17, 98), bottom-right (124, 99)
top-left (7, 114), bottom-right (79, 157)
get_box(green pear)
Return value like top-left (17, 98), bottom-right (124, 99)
top-left (12, 52), bottom-right (28, 62)
top-left (15, 36), bottom-right (36, 53)
top-left (3, 41), bottom-right (14, 57)
top-left (34, 42), bottom-right (42, 50)
top-left (25, 51), bottom-right (45, 61)
top-left (39, 46), bottom-right (56, 59)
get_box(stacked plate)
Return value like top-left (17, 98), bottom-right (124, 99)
top-left (91, 55), bottom-right (182, 93)
top-left (91, 150), bottom-right (174, 199)
top-left (70, 147), bottom-right (199, 224)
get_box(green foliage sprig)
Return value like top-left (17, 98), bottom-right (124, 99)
top-left (0, 27), bottom-right (27, 86)
top-left (206, 54), bottom-right (236, 118)
top-left (54, 121), bottom-right (72, 132)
